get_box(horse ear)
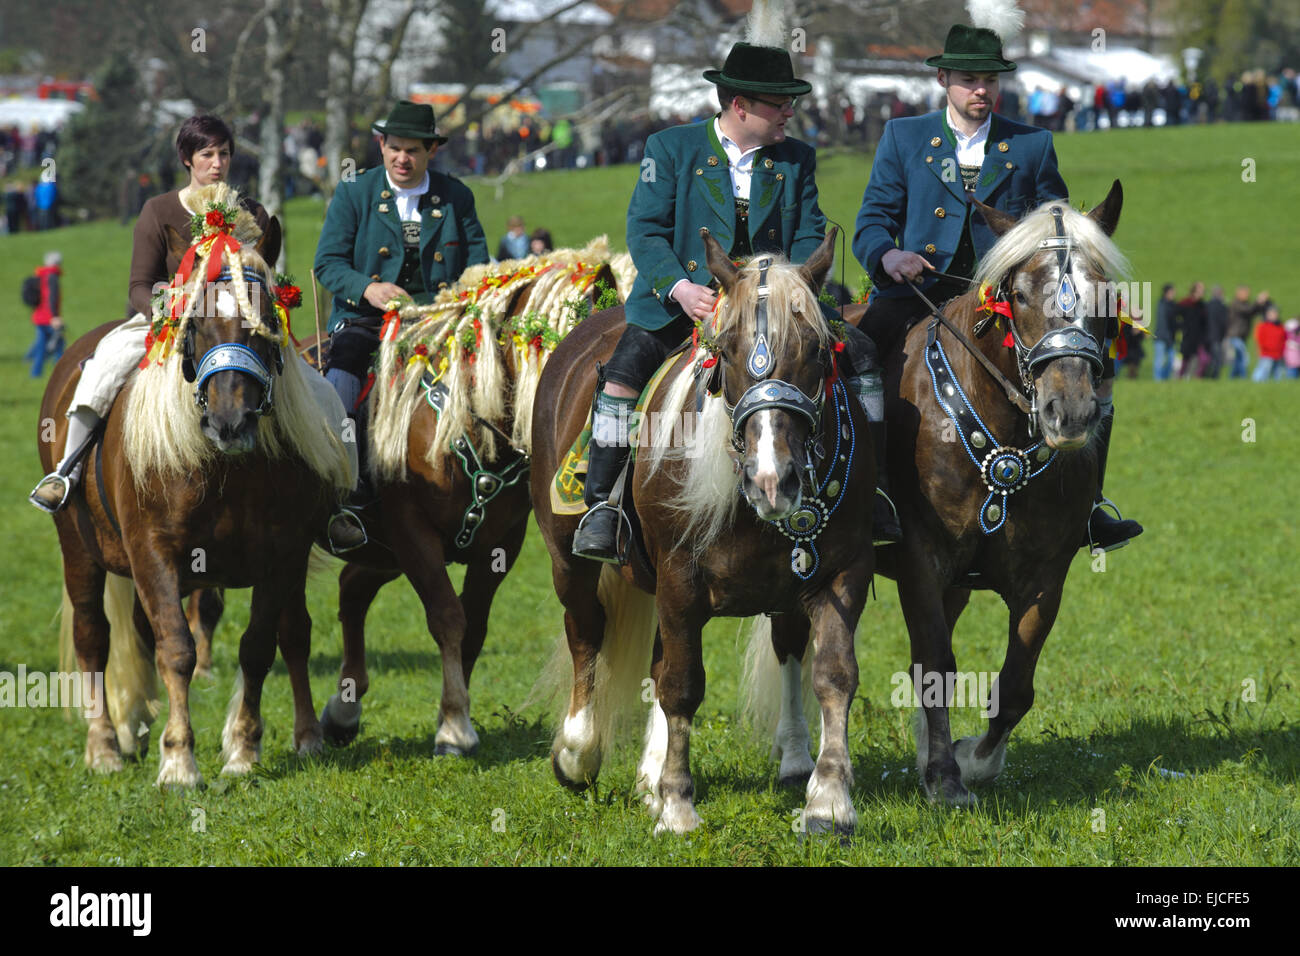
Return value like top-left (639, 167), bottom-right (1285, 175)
top-left (163, 224), bottom-right (191, 264)
top-left (1086, 179), bottom-right (1123, 237)
top-left (701, 227), bottom-right (739, 294)
top-left (798, 225), bottom-right (838, 294)
top-left (256, 216), bottom-right (283, 269)
top-left (972, 197), bottom-right (1018, 236)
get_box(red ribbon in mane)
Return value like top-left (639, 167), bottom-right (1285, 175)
top-left (176, 231), bottom-right (242, 287)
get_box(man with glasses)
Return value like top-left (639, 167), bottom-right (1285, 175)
top-left (573, 41), bottom-right (899, 562)
top-left (852, 20), bottom-right (1141, 551)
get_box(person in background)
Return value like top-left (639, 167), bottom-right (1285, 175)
top-left (1252, 306), bottom-right (1286, 381)
top-left (1225, 286), bottom-right (1268, 379)
top-left (497, 214), bottom-right (528, 260)
top-left (26, 251), bottom-right (63, 377)
top-left (1202, 285), bottom-right (1227, 378)
top-left (1153, 283), bottom-right (1178, 381)
top-left (1283, 318), bottom-right (1300, 379)
top-left (529, 227), bottom-right (553, 255)
top-left (1176, 281), bottom-right (1206, 378)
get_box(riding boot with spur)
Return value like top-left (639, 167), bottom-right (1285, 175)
top-left (28, 408), bottom-right (101, 514)
top-left (841, 323), bottom-right (902, 544)
top-left (571, 388), bottom-right (638, 564)
top-left (1083, 407), bottom-right (1143, 551)
top-left (327, 410), bottom-right (372, 554)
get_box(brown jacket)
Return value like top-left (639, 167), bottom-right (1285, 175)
top-left (127, 189), bottom-right (269, 317)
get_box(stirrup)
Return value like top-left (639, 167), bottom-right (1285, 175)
top-left (572, 501), bottom-right (630, 565)
top-left (873, 487), bottom-right (902, 546)
top-left (28, 472), bottom-right (72, 514)
top-left (1085, 496), bottom-right (1139, 553)
top-left (327, 507), bottom-right (368, 555)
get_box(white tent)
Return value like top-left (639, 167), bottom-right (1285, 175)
top-left (0, 97), bottom-right (84, 132)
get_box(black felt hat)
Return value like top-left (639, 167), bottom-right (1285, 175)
top-left (925, 25), bottom-right (1017, 73)
top-left (703, 42), bottom-right (812, 96)
top-left (372, 100), bottom-right (448, 144)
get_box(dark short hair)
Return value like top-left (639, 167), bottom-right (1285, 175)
top-left (176, 115), bottom-right (234, 168)
top-left (1162, 283), bottom-right (1175, 296)
top-left (717, 85), bottom-right (742, 112)
top-left (382, 133), bottom-right (437, 151)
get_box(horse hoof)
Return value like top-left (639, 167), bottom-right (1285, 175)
top-left (925, 775), bottom-right (978, 807)
top-left (221, 754), bottom-right (256, 776)
top-left (551, 750), bottom-right (595, 792)
top-left (803, 814), bottom-right (855, 844)
top-left (156, 752), bottom-right (203, 789)
top-left (778, 770), bottom-right (812, 789)
top-left (87, 751), bottom-right (124, 774)
top-left (652, 797), bottom-right (701, 836)
top-left (953, 735), bottom-right (1008, 786)
top-left (320, 695), bottom-right (361, 747)
top-left (434, 741), bottom-right (475, 757)
top-left (296, 730), bottom-right (325, 757)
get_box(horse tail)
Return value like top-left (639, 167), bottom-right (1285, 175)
top-left (102, 573), bottom-right (159, 756)
top-left (221, 670), bottom-right (246, 766)
top-left (591, 565), bottom-right (659, 758)
top-left (739, 616), bottom-right (815, 743)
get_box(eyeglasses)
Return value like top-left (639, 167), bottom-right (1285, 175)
top-left (747, 96), bottom-right (797, 112)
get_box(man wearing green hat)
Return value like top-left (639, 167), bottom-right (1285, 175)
top-left (315, 99), bottom-right (489, 550)
top-left (573, 42), bottom-right (899, 562)
top-left (852, 22), bottom-right (1141, 551)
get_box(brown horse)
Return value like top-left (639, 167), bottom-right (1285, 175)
top-left (532, 228), bottom-right (877, 836)
top-left (750, 183), bottom-right (1131, 806)
top-left (308, 245), bottom-right (625, 754)
top-left (41, 186), bottom-right (352, 785)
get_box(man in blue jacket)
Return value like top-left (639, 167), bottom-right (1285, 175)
top-left (315, 100), bottom-right (489, 549)
top-left (852, 23), bottom-right (1141, 551)
top-left (573, 42), bottom-right (898, 562)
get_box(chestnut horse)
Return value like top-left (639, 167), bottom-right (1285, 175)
top-left (41, 186), bottom-right (352, 785)
top-left (308, 244), bottom-right (625, 755)
top-left (532, 228), bottom-right (876, 836)
top-left (751, 183), bottom-right (1131, 806)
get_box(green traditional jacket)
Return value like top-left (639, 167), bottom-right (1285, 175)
top-left (315, 166), bottom-right (488, 332)
top-left (625, 117), bottom-right (829, 330)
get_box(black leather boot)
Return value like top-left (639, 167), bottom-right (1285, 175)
top-left (328, 412), bottom-right (371, 554)
top-left (871, 421), bottom-right (902, 544)
top-left (1083, 408), bottom-right (1143, 551)
top-left (571, 389), bottom-right (636, 563)
top-left (840, 322), bottom-right (901, 544)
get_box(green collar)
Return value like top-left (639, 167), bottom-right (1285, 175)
top-left (707, 114), bottom-right (768, 168)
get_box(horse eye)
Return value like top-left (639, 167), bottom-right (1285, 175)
top-left (1014, 291), bottom-right (1028, 304)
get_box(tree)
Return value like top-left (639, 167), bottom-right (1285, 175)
top-left (58, 51), bottom-right (149, 221)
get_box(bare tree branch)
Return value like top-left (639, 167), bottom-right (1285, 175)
top-left (371, 0), bottom-right (422, 116)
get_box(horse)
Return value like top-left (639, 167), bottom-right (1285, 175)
top-left (303, 242), bottom-right (627, 755)
top-left (40, 184), bottom-right (352, 786)
top-left (531, 227), bottom-right (877, 836)
top-left (748, 182), bottom-right (1131, 806)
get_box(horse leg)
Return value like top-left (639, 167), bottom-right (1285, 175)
top-left (221, 584), bottom-right (283, 774)
top-left (394, 535), bottom-right (479, 756)
top-left (458, 519), bottom-right (527, 688)
top-left (651, 585), bottom-right (706, 836)
top-left (635, 629), bottom-right (667, 814)
top-left (275, 576), bottom-right (323, 756)
top-left (320, 563), bottom-right (398, 746)
top-left (802, 567), bottom-right (867, 838)
top-left (770, 613), bottom-right (816, 788)
top-left (127, 592), bottom-right (158, 757)
top-left (185, 587), bottom-right (224, 679)
top-left (128, 561), bottom-right (201, 787)
top-left (63, 552), bottom-right (119, 772)
top-left (551, 559), bottom-right (607, 789)
top-left (897, 560), bottom-right (972, 806)
top-left (954, 583), bottom-right (1064, 787)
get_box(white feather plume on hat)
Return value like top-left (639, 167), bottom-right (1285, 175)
top-left (967, 0), bottom-right (1025, 42)
top-left (746, 0), bottom-right (787, 49)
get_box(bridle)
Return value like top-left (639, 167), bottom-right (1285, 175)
top-left (715, 257), bottom-right (829, 489)
top-left (181, 266), bottom-right (283, 416)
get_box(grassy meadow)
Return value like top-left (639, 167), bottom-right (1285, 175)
top-left (0, 122), bottom-right (1296, 866)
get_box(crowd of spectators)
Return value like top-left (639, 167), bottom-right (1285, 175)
top-left (1138, 283), bottom-right (1299, 382)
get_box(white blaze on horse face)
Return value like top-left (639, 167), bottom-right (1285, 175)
top-left (754, 410), bottom-right (781, 509)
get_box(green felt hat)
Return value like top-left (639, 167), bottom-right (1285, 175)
top-left (925, 25), bottom-right (1017, 73)
top-left (703, 42), bottom-right (812, 97)
top-left (372, 100), bottom-right (448, 144)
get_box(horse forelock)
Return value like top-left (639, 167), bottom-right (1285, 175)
top-left (712, 256), bottom-right (832, 359)
top-left (973, 201), bottom-right (1131, 295)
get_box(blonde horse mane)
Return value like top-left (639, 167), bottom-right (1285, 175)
top-left (369, 236), bottom-right (629, 481)
top-left (974, 199), bottom-right (1131, 292)
top-left (642, 254), bottom-right (832, 556)
top-left (122, 183), bottom-right (351, 496)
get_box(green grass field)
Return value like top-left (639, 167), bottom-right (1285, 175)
top-left (0, 123), bottom-right (1297, 866)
